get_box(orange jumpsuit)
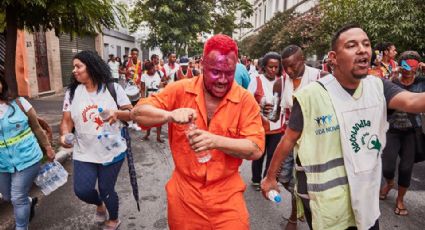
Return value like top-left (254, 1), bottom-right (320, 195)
top-left (139, 77), bottom-right (265, 229)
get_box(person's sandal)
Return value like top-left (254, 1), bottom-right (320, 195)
top-left (394, 206), bottom-right (408, 216)
top-left (95, 210), bottom-right (108, 224)
top-left (103, 220), bottom-right (121, 230)
top-left (379, 183), bottom-right (394, 200)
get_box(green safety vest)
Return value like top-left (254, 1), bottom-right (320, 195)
top-left (294, 82), bottom-right (356, 230)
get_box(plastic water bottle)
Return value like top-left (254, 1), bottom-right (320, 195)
top-left (267, 190), bottom-right (282, 203)
top-left (35, 162), bottom-right (68, 195)
top-left (64, 133), bottom-right (75, 145)
top-left (98, 107), bottom-right (111, 121)
top-left (268, 92), bottom-right (279, 120)
top-left (185, 122), bottom-right (211, 163)
top-left (97, 124), bottom-right (127, 154)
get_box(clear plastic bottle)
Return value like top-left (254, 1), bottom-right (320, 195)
top-left (97, 107), bottom-right (127, 154)
top-left (35, 162), bottom-right (68, 195)
top-left (185, 122), bottom-right (211, 163)
top-left (98, 107), bottom-right (111, 121)
top-left (97, 129), bottom-right (127, 154)
top-left (64, 133), bottom-right (75, 145)
top-left (267, 190), bottom-right (282, 203)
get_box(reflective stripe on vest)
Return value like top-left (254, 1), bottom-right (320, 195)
top-left (0, 127), bottom-right (32, 147)
top-left (303, 157), bottom-right (345, 173)
top-left (307, 176), bottom-right (349, 192)
top-left (300, 157), bottom-right (349, 192)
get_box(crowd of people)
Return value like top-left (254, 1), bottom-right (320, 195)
top-left (1, 23), bottom-right (425, 230)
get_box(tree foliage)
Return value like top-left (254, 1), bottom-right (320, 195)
top-left (318, 0), bottom-right (425, 55)
top-left (239, 0), bottom-right (425, 59)
top-left (129, 0), bottom-right (253, 56)
top-left (0, 0), bottom-right (123, 96)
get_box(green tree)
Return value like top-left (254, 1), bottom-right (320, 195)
top-left (319, 0), bottom-right (425, 55)
top-left (130, 0), bottom-right (253, 56)
top-left (0, 0), bottom-right (123, 97)
top-left (271, 6), bottom-right (322, 56)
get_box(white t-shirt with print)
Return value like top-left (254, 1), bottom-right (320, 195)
top-left (141, 72), bottom-right (162, 91)
top-left (63, 83), bottom-right (130, 112)
top-left (62, 83), bottom-right (131, 163)
top-left (0, 97), bottom-right (32, 119)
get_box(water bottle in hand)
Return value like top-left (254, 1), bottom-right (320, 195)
top-left (64, 133), bottom-right (75, 146)
top-left (267, 190), bottom-right (282, 203)
top-left (35, 162), bottom-right (68, 195)
top-left (185, 122), bottom-right (211, 163)
top-left (97, 128), bottom-right (127, 154)
top-left (98, 107), bottom-right (111, 121)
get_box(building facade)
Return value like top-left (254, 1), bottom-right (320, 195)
top-left (235, 0), bottom-right (317, 40)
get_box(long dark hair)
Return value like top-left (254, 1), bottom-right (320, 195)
top-left (68, 50), bottom-right (113, 103)
top-left (0, 74), bottom-right (16, 117)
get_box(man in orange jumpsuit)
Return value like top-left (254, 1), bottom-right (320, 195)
top-left (131, 34), bottom-right (265, 229)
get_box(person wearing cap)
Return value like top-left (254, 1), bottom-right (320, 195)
top-left (131, 34), bottom-right (265, 229)
top-left (379, 51), bottom-right (425, 216)
top-left (176, 57), bottom-right (193, 80)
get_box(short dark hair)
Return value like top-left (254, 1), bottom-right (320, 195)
top-left (382, 42), bottom-right (395, 52)
top-left (167, 52), bottom-right (176, 57)
top-left (262, 52), bottom-right (282, 74)
top-left (331, 23), bottom-right (363, 51)
top-left (151, 54), bottom-right (158, 60)
top-left (398, 51), bottom-right (421, 65)
top-left (144, 61), bottom-right (155, 71)
top-left (131, 48), bottom-right (139, 53)
top-left (281, 45), bottom-right (302, 60)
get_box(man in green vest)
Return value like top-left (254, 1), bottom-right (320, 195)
top-left (262, 24), bottom-right (425, 230)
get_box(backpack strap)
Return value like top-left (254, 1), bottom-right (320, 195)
top-left (15, 98), bottom-right (25, 113)
top-left (106, 82), bottom-right (118, 106)
top-left (105, 82), bottom-right (130, 127)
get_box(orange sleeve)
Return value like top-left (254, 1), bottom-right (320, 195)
top-left (239, 93), bottom-right (265, 153)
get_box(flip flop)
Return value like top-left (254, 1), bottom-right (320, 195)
top-left (394, 206), bottom-right (408, 216)
top-left (95, 210), bottom-right (108, 224)
top-left (103, 220), bottom-right (121, 230)
top-left (379, 184), bottom-right (393, 200)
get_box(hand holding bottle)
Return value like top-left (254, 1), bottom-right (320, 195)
top-left (186, 122), bottom-right (213, 163)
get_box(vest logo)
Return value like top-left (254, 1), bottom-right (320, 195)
top-left (350, 119), bottom-right (381, 153)
top-left (314, 114), bottom-right (339, 135)
top-left (314, 115), bottom-right (333, 126)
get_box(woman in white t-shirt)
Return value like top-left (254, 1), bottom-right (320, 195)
top-left (59, 51), bottom-right (132, 230)
top-left (140, 61), bottom-right (164, 142)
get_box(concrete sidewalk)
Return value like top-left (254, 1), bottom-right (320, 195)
top-left (0, 94), bottom-right (72, 230)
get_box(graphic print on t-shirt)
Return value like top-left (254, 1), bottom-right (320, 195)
top-left (81, 104), bottom-right (104, 130)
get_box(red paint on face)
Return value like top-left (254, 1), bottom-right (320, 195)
top-left (202, 51), bottom-right (237, 98)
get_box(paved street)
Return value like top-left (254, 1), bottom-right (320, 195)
top-left (1, 95), bottom-right (425, 229)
